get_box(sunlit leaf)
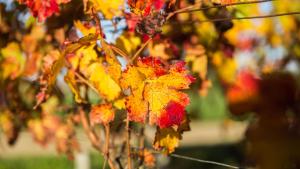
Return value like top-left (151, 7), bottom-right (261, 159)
top-left (87, 0), bottom-right (124, 19)
top-left (18, 0), bottom-right (70, 21)
top-left (87, 62), bottom-right (121, 101)
top-left (122, 57), bottom-right (194, 128)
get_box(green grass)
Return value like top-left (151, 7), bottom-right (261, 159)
top-left (0, 154), bottom-right (104, 169)
top-left (0, 156), bottom-right (73, 169)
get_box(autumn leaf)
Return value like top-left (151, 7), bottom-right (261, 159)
top-left (0, 110), bottom-right (20, 145)
top-left (140, 149), bottom-right (156, 167)
top-left (213, 51), bottom-right (237, 84)
top-left (122, 57), bottom-right (194, 128)
top-left (41, 96), bottom-right (60, 115)
top-left (42, 114), bottom-right (61, 132)
top-left (105, 52), bottom-right (122, 83)
top-left (35, 35), bottom-right (98, 108)
top-left (55, 123), bottom-right (79, 159)
top-left (125, 83), bottom-right (148, 122)
top-left (226, 70), bottom-right (260, 115)
top-left (120, 65), bottom-right (146, 90)
top-left (153, 127), bottom-right (180, 154)
top-left (0, 42), bottom-right (25, 80)
top-left (23, 52), bottom-right (42, 77)
top-left (226, 70), bottom-right (260, 104)
top-left (116, 32), bottom-right (141, 56)
top-left (87, 62), bottom-right (121, 101)
top-left (34, 50), bottom-right (64, 109)
top-left (153, 116), bottom-right (190, 154)
top-left (149, 38), bottom-right (179, 60)
top-left (74, 20), bottom-right (96, 36)
top-left (90, 104), bottom-right (115, 125)
top-left (28, 119), bottom-right (48, 145)
top-left (128, 0), bottom-right (165, 16)
top-left (64, 70), bottom-right (84, 103)
top-left (212, 0), bottom-right (236, 4)
top-left (144, 83), bottom-right (189, 128)
top-left (99, 32), bottom-right (122, 82)
top-left (69, 44), bottom-right (98, 73)
top-left (18, 0), bottom-right (70, 21)
top-left (113, 98), bottom-right (126, 110)
top-left (87, 0), bottom-right (124, 19)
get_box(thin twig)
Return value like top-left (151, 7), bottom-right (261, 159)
top-left (79, 108), bottom-right (102, 151)
top-left (167, 0), bottom-right (203, 19)
top-left (110, 44), bottom-right (130, 62)
top-left (74, 72), bottom-right (100, 96)
top-left (138, 124), bottom-right (145, 168)
top-left (167, 0), bottom-right (275, 20)
top-left (102, 124), bottom-right (110, 169)
top-left (183, 0), bottom-right (273, 14)
top-left (130, 37), bottom-right (153, 63)
top-left (79, 108), bottom-right (116, 169)
top-left (170, 153), bottom-right (240, 169)
top-left (92, 8), bottom-right (103, 37)
top-left (131, 146), bottom-right (241, 169)
top-left (197, 11), bottom-right (300, 23)
top-left (126, 115), bottom-right (132, 169)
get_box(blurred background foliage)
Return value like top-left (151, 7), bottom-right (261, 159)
top-left (1, 0), bottom-right (300, 169)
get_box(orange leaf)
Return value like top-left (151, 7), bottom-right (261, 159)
top-left (89, 104), bottom-right (115, 125)
top-left (122, 57), bottom-right (194, 128)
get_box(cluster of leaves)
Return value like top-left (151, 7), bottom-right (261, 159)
top-left (1, 0), bottom-right (300, 168)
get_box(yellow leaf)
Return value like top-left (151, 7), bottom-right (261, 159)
top-left (0, 42), bottom-right (25, 80)
top-left (88, 62), bottom-right (121, 101)
top-left (0, 111), bottom-right (14, 139)
top-left (89, 0), bottom-right (124, 19)
top-left (113, 98), bottom-right (126, 110)
top-left (153, 116), bottom-right (190, 154)
top-left (185, 44), bottom-right (207, 79)
top-left (41, 96), bottom-right (59, 114)
top-left (78, 45), bottom-right (98, 74)
top-left (156, 62), bottom-right (194, 89)
top-left (217, 56), bottom-right (236, 84)
top-left (64, 70), bottom-right (84, 103)
top-left (105, 54), bottom-right (122, 82)
top-left (153, 127), bottom-right (180, 154)
top-left (116, 33), bottom-right (141, 56)
top-left (74, 20), bottom-right (96, 36)
top-left (120, 65), bottom-right (145, 90)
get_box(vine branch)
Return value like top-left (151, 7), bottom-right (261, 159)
top-left (167, 0), bottom-right (275, 20)
top-left (198, 11), bottom-right (300, 23)
top-left (79, 108), bottom-right (102, 151)
top-left (130, 37), bottom-right (153, 63)
top-left (126, 115), bottom-right (132, 169)
top-left (79, 108), bottom-right (116, 169)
